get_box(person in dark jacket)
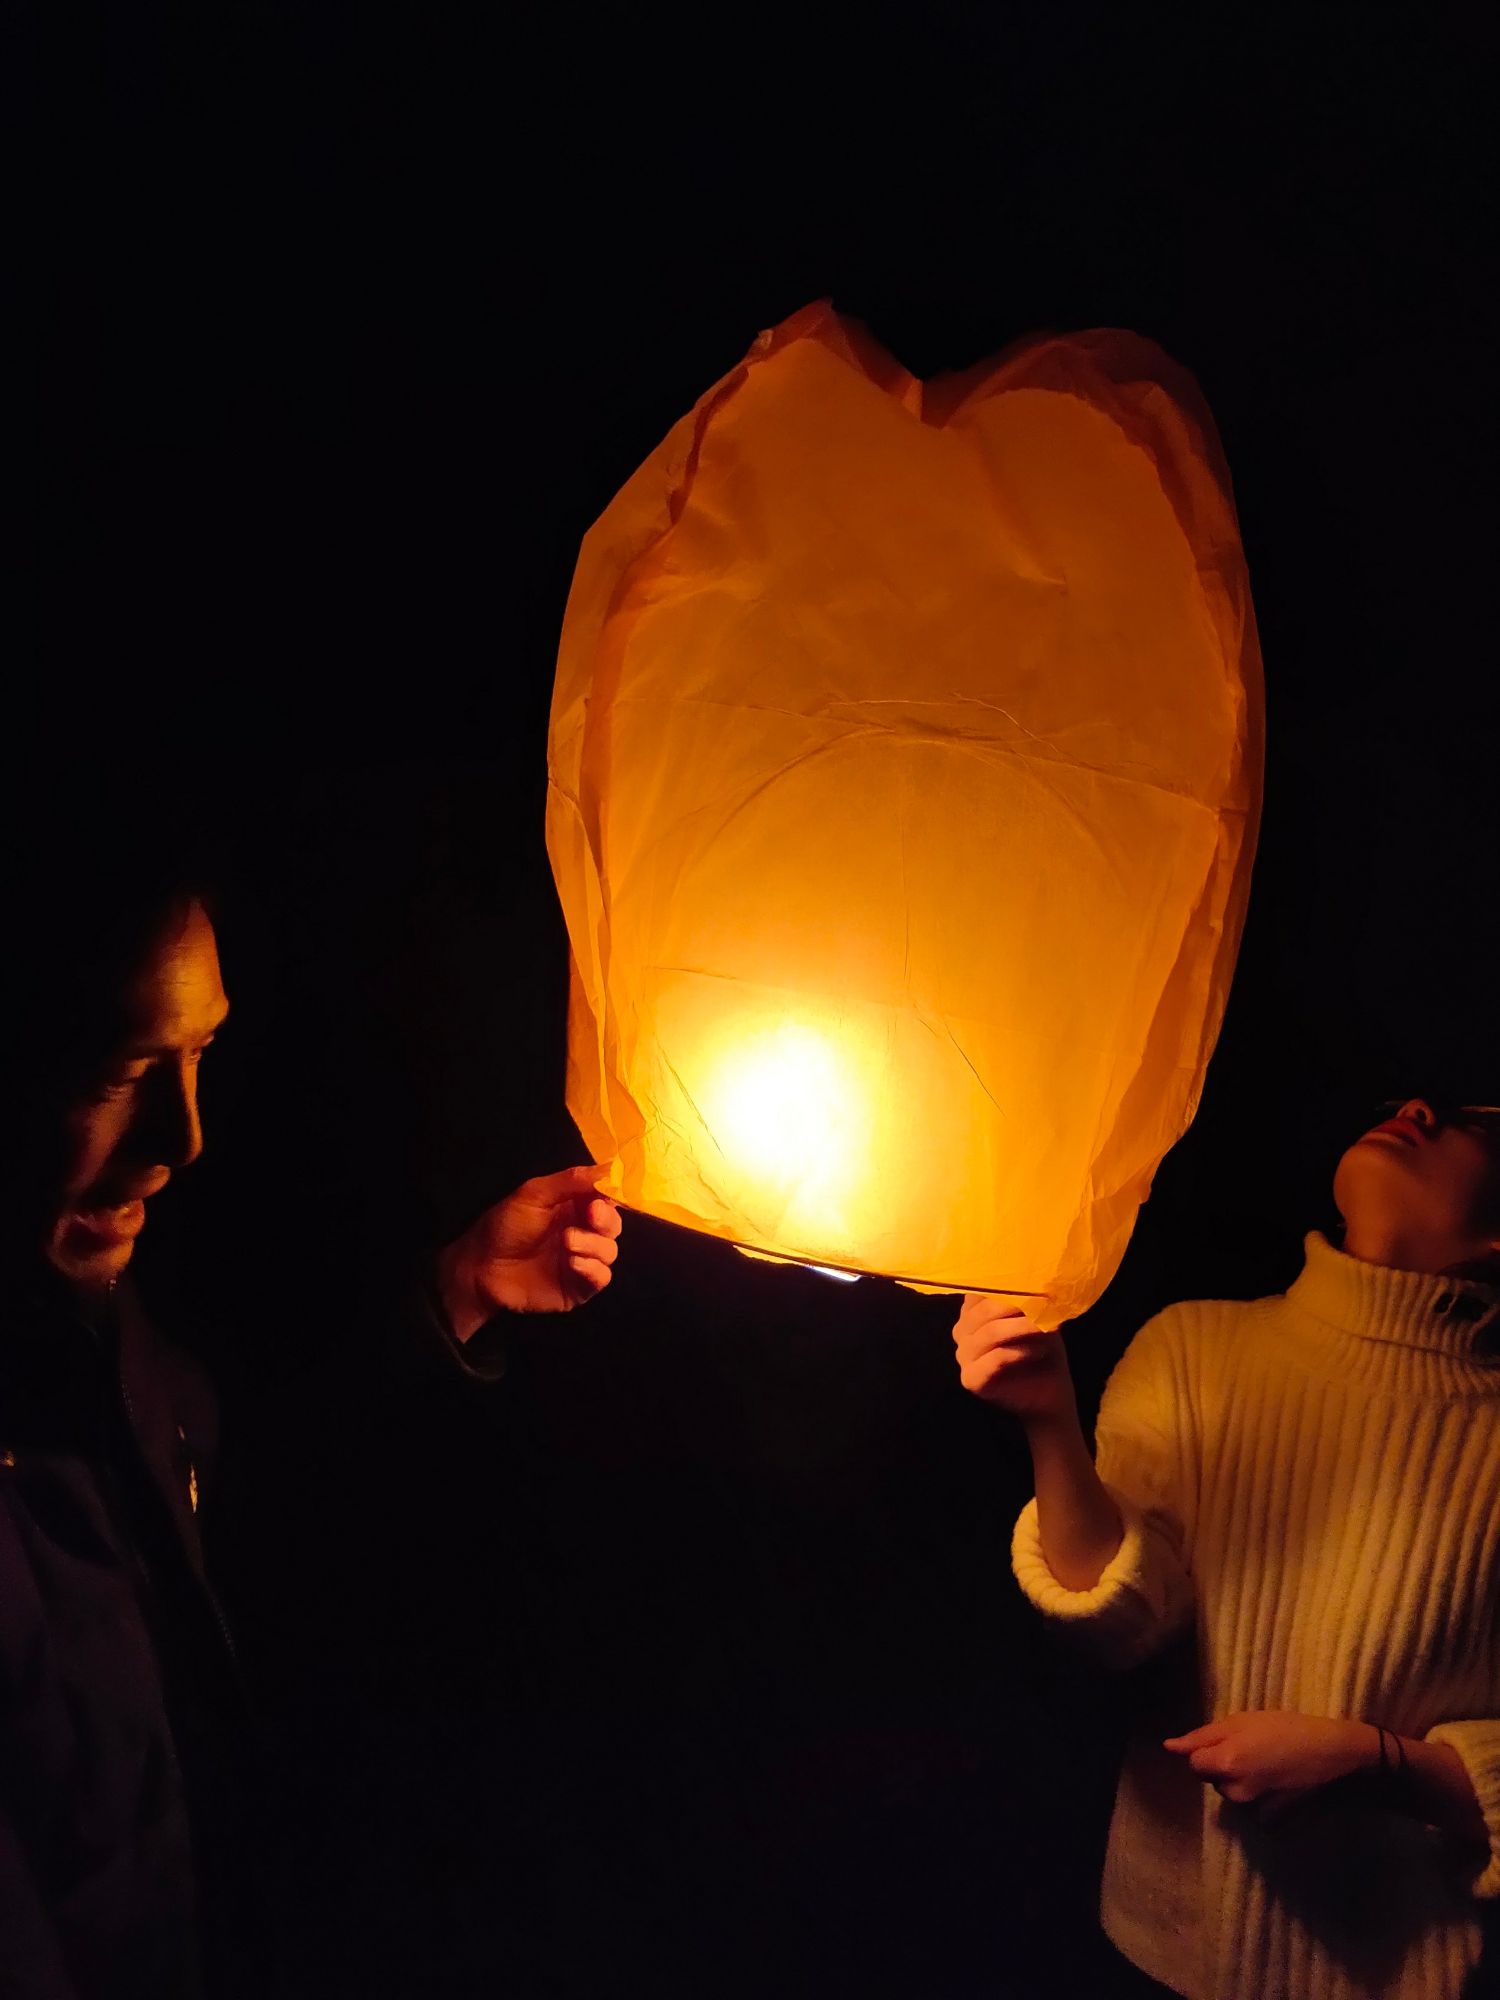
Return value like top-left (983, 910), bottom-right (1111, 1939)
top-left (0, 812), bottom-right (622, 2000)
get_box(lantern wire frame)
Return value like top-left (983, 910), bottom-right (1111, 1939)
top-left (621, 1200), bottom-right (1049, 1298)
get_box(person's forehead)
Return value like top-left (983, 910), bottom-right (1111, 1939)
top-left (116, 904), bottom-right (229, 1049)
top-left (1447, 1108), bottom-right (1500, 1144)
top-left (1454, 1112), bottom-right (1500, 1167)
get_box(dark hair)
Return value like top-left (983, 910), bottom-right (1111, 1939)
top-left (0, 763), bottom-right (227, 1275)
top-left (3, 768), bottom-right (223, 1085)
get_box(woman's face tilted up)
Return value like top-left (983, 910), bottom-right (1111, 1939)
top-left (1334, 1099), bottom-right (1500, 1277)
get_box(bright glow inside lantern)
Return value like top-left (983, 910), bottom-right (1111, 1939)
top-left (547, 303), bottom-right (1263, 1321)
top-left (703, 1021), bottom-right (866, 1227)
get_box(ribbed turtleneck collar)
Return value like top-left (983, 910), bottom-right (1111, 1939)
top-left (1287, 1230), bottom-right (1500, 1366)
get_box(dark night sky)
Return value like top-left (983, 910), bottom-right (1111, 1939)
top-left (23, 6), bottom-right (1500, 1996)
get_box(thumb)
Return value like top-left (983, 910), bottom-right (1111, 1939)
top-left (513, 1164), bottom-right (609, 1207)
top-left (558, 1162), bottom-right (611, 1201)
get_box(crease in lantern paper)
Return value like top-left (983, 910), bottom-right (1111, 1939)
top-left (609, 734), bottom-right (855, 907)
top-left (944, 1024), bottom-right (1005, 1115)
top-left (609, 692), bottom-right (1233, 810)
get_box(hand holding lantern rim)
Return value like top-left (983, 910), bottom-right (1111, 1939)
top-left (436, 1166), bottom-right (622, 1341)
top-left (953, 1294), bottom-right (1127, 1591)
top-left (952, 1294), bottom-right (1076, 1423)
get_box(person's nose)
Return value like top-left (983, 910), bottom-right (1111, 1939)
top-left (134, 1061), bottom-right (205, 1171)
top-left (1396, 1098), bottom-right (1438, 1131)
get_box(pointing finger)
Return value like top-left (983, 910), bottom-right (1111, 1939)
top-left (1163, 1726), bottom-right (1222, 1753)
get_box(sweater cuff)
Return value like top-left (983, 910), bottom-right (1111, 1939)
top-left (1010, 1485), bottom-right (1176, 1665)
top-left (1425, 1719), bottom-right (1500, 1898)
top-left (413, 1271), bottom-right (509, 1385)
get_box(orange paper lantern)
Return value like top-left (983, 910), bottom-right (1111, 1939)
top-left (547, 303), bottom-right (1262, 1321)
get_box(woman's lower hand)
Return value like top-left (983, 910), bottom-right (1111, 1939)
top-left (1164, 1711), bottom-right (1375, 1812)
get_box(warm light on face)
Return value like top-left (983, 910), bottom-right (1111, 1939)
top-left (699, 1020), bottom-right (872, 1245)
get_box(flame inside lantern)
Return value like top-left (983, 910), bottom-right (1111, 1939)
top-left (697, 1018), bottom-right (875, 1247)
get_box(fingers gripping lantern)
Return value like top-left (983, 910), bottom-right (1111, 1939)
top-left (546, 303), bottom-right (1263, 1321)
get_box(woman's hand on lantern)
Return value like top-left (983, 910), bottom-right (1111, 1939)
top-left (956, 1297), bottom-right (1120, 1589)
top-left (1163, 1712), bottom-right (1374, 1813)
top-left (435, 1166), bottom-right (622, 1340)
top-left (951, 1295), bottom-right (1075, 1423)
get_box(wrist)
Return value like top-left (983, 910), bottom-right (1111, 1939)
top-left (1350, 1719), bottom-right (1384, 1777)
top-left (1020, 1399), bottom-right (1083, 1446)
top-left (435, 1239), bottom-right (490, 1344)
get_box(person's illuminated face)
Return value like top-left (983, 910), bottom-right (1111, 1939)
top-left (1333, 1099), bottom-right (1500, 1277)
top-left (42, 899), bottom-right (229, 1288)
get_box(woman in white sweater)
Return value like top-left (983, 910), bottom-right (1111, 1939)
top-left (954, 1098), bottom-right (1500, 1999)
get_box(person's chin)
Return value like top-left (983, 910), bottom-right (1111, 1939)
top-left (1343, 1133), bottom-right (1420, 1174)
top-left (48, 1243), bottom-right (137, 1287)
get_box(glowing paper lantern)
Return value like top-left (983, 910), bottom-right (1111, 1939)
top-left (547, 303), bottom-right (1262, 1322)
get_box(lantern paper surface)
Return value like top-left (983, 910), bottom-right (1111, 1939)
top-left (547, 303), bottom-right (1262, 1322)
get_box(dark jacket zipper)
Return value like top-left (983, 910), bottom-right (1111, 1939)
top-left (106, 1280), bottom-right (253, 1708)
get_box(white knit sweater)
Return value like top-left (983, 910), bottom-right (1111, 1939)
top-left (1012, 1232), bottom-right (1500, 2000)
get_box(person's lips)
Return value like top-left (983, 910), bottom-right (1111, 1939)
top-left (69, 1198), bottom-right (149, 1243)
top-left (1367, 1118), bottom-right (1426, 1149)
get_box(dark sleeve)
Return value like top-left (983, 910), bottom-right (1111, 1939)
top-left (0, 1809), bottom-right (80, 1999)
top-left (404, 1266), bottom-right (510, 1386)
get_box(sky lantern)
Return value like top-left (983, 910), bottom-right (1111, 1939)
top-left (546, 302), bottom-right (1263, 1323)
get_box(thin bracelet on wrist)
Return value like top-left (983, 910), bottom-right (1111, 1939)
top-left (1372, 1724), bottom-right (1408, 1800)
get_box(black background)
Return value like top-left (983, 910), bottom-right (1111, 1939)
top-left (25, 4), bottom-right (1498, 1995)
